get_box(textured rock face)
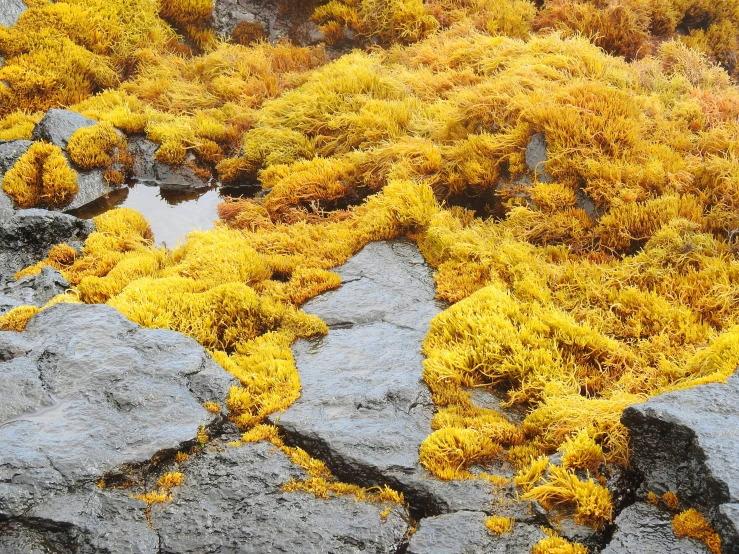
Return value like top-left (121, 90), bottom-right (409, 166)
top-left (0, 303), bottom-right (233, 519)
top-left (407, 511), bottom-right (546, 554)
top-left (602, 502), bottom-right (710, 554)
top-left (0, 266), bottom-right (69, 314)
top-left (525, 133), bottom-right (550, 183)
top-left (0, 209), bottom-right (93, 285)
top-left (0, 0), bottom-right (26, 28)
top-left (31, 109), bottom-right (97, 150)
top-left (622, 373), bottom-right (739, 553)
top-left (128, 136), bottom-right (212, 189)
top-left (152, 441), bottom-right (410, 553)
top-left (275, 241), bottom-right (499, 518)
top-left (212, 0), bottom-right (324, 45)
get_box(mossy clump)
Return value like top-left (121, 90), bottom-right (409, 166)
top-left (672, 508), bottom-right (722, 554)
top-left (67, 120), bottom-right (129, 171)
top-left (0, 306), bottom-right (41, 332)
top-left (485, 515), bottom-right (514, 535)
top-left (2, 142), bottom-right (78, 208)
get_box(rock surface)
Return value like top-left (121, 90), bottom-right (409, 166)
top-left (0, 0), bottom-right (26, 28)
top-left (0, 209), bottom-right (93, 285)
top-left (128, 136), bottom-right (212, 189)
top-left (525, 133), bottom-right (550, 183)
top-left (275, 241), bottom-right (502, 518)
top-left (212, 0), bottom-right (324, 45)
top-left (0, 266), bottom-right (69, 314)
top-left (623, 373), bottom-right (739, 553)
top-left (407, 511), bottom-right (546, 554)
top-left (152, 440), bottom-right (410, 553)
top-left (602, 502), bottom-right (710, 554)
top-left (31, 109), bottom-right (97, 150)
top-left (0, 303), bottom-right (233, 518)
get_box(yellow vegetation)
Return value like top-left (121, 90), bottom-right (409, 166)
top-left (485, 515), bottom-right (514, 535)
top-left (67, 121), bottom-right (129, 172)
top-left (532, 529), bottom-right (588, 554)
top-left (663, 491), bottom-right (680, 511)
top-left (2, 142), bottom-right (78, 208)
top-left (157, 472), bottom-right (185, 488)
top-left (672, 508), bottom-right (722, 554)
top-left (0, 306), bottom-right (40, 332)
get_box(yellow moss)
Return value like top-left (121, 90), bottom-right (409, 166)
top-left (559, 429), bottom-right (605, 473)
top-left (2, 142), bottom-right (78, 208)
top-left (157, 472), bottom-right (185, 489)
top-left (514, 456), bottom-right (549, 493)
top-left (0, 111), bottom-right (43, 140)
top-left (672, 509), bottom-right (722, 554)
top-left (647, 491), bottom-right (659, 505)
top-left (485, 515), bottom-right (514, 535)
top-left (203, 401), bottom-right (221, 414)
top-left (134, 489), bottom-right (171, 505)
top-left (67, 121), bottom-right (128, 170)
top-left (532, 529), bottom-right (588, 554)
top-left (663, 491), bottom-right (680, 511)
top-left (419, 427), bottom-right (503, 480)
top-left (196, 425), bottom-right (208, 445)
top-left (0, 306), bottom-right (41, 332)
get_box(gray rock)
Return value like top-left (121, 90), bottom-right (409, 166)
top-left (525, 133), bottom-right (549, 183)
top-left (0, 266), bottom-right (69, 314)
top-left (128, 137), bottom-right (211, 189)
top-left (31, 109), bottom-right (97, 150)
top-left (602, 502), bottom-right (710, 554)
top-left (152, 440), bottom-right (409, 553)
top-left (0, 209), bottom-right (94, 285)
top-left (407, 511), bottom-right (546, 554)
top-left (212, 0), bottom-right (324, 45)
top-left (0, 487), bottom-right (159, 554)
top-left (622, 373), bottom-right (739, 553)
top-left (0, 0), bottom-right (26, 28)
top-left (64, 168), bottom-right (115, 211)
top-left (274, 240), bottom-right (504, 518)
top-left (0, 139), bottom-right (33, 218)
top-left (0, 303), bottom-right (234, 518)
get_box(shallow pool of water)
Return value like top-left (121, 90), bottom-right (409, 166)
top-left (69, 183), bottom-right (258, 248)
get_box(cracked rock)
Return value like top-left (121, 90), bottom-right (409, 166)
top-left (407, 511), bottom-right (546, 554)
top-left (0, 209), bottom-right (94, 286)
top-left (602, 502), bottom-right (711, 554)
top-left (0, 266), bottom-right (69, 315)
top-left (274, 240), bottom-right (499, 518)
top-left (0, 0), bottom-right (26, 28)
top-left (0, 303), bottom-right (234, 520)
top-left (152, 440), bottom-right (410, 553)
top-left (622, 373), bottom-right (739, 553)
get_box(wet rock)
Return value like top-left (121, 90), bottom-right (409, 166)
top-left (31, 109), bottom-right (97, 150)
top-left (0, 209), bottom-right (93, 285)
top-left (0, 303), bottom-right (234, 518)
top-left (0, 0), bottom-right (26, 28)
top-left (152, 440), bottom-right (409, 553)
top-left (0, 266), bottom-right (69, 315)
top-left (0, 487), bottom-right (158, 554)
top-left (0, 139), bottom-right (33, 218)
top-left (622, 373), bottom-right (739, 553)
top-left (407, 511), bottom-right (546, 554)
top-left (128, 137), bottom-right (211, 189)
top-left (274, 240), bottom-right (501, 518)
top-left (602, 502), bottom-right (710, 554)
top-left (525, 133), bottom-right (549, 183)
top-left (212, 0), bottom-right (324, 45)
top-left (65, 168), bottom-right (117, 211)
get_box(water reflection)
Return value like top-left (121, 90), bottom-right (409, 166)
top-left (68, 182), bottom-right (259, 248)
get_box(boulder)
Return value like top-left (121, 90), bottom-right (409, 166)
top-left (0, 139), bottom-right (33, 218)
top-left (602, 502), bottom-right (711, 554)
top-left (0, 0), bottom-right (26, 28)
top-left (0, 303), bottom-right (234, 518)
top-left (152, 440), bottom-right (410, 553)
top-left (128, 136), bottom-right (212, 189)
top-left (0, 266), bottom-right (69, 314)
top-left (212, 0), bottom-right (324, 45)
top-left (622, 373), bottom-right (739, 553)
top-left (31, 109), bottom-right (97, 150)
top-left (406, 511), bottom-right (546, 554)
top-left (274, 240), bottom-right (506, 518)
top-left (0, 209), bottom-right (93, 285)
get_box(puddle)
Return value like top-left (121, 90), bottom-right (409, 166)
top-left (69, 182), bottom-right (259, 248)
